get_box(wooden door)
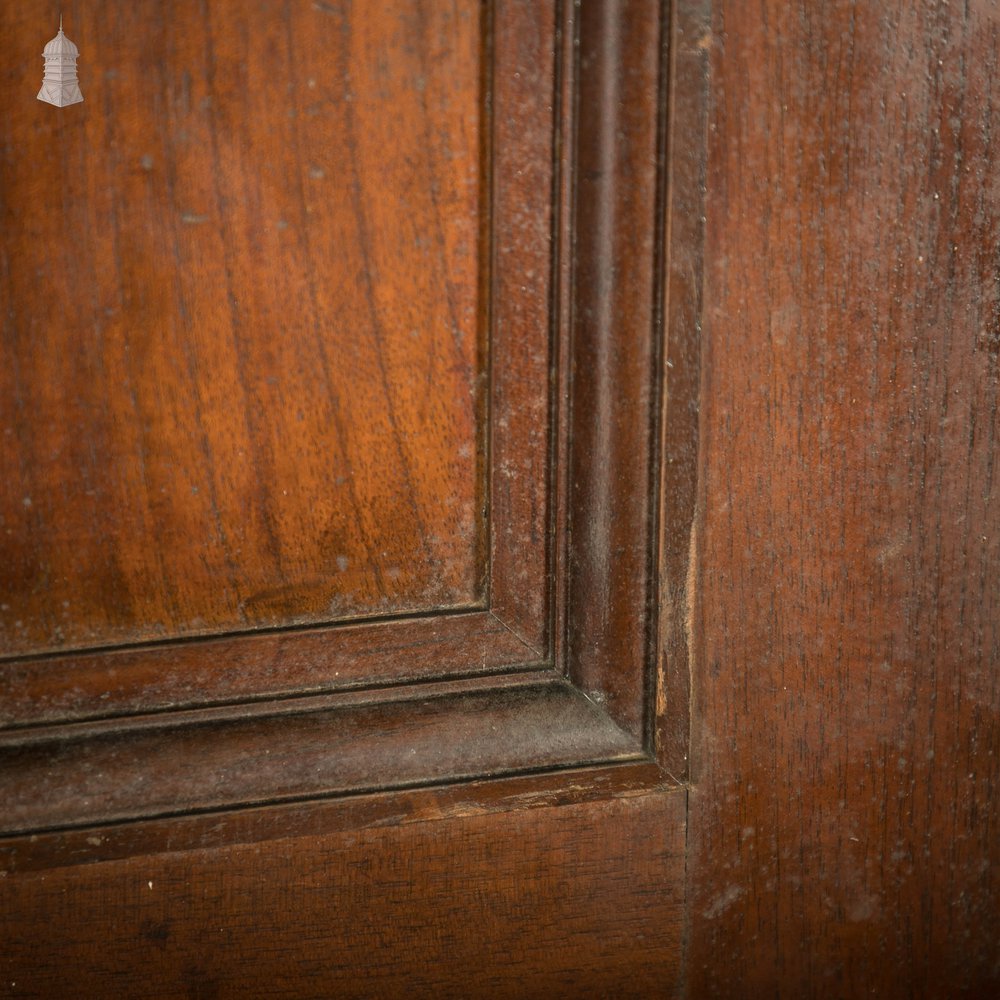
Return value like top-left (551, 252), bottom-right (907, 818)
top-left (2, 2), bottom-right (998, 997)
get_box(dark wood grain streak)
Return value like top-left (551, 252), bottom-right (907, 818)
top-left (687, 1), bottom-right (1000, 995)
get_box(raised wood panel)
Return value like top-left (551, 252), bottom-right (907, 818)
top-left (0, 0), bottom-right (484, 657)
top-left (687, 1), bottom-right (1000, 995)
top-left (0, 0), bottom-right (690, 860)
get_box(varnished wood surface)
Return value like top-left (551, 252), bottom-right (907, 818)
top-left (0, 11), bottom-right (697, 997)
top-left (0, 3), bottom-right (693, 996)
top-left (0, 791), bottom-right (685, 999)
top-left (0, 0), bottom-right (568, 733)
top-left (0, 0), bottom-right (687, 868)
top-left (0, 1), bottom-right (484, 657)
top-left (12, 0), bottom-right (999, 995)
top-left (687, 1), bottom-right (1000, 995)
top-left (6, 0), bottom-right (998, 994)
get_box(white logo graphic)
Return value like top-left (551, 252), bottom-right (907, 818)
top-left (38, 16), bottom-right (83, 108)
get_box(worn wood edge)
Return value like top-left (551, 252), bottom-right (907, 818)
top-left (0, 759), bottom-right (675, 876)
top-left (662, 4), bottom-right (711, 994)
top-left (0, 610), bottom-right (539, 730)
top-left (654, 0), bottom-right (709, 781)
top-left (0, 674), bottom-right (648, 839)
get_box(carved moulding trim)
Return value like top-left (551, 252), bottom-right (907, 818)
top-left (0, 0), bottom-right (708, 862)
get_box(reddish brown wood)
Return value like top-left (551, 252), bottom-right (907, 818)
top-left (0, 791), bottom-right (686, 999)
top-left (0, 0), bottom-right (684, 842)
top-left (0, 611), bottom-right (536, 727)
top-left (0, 1), bottom-right (484, 656)
top-left (486, 0), bottom-right (556, 652)
top-left (2, 0), bottom-right (997, 993)
top-left (0, 0), bottom-right (697, 992)
top-left (687, 1), bottom-right (1000, 995)
top-left (0, 0), bottom-right (689, 850)
top-left (0, 0), bottom-right (568, 729)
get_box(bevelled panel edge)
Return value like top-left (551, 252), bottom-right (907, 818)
top-left (0, 674), bottom-right (641, 837)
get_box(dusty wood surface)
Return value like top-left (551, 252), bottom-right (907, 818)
top-left (0, 676), bottom-right (640, 836)
top-left (687, 1), bottom-right (1000, 995)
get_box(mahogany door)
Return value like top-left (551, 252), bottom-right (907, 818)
top-left (1, 2), bottom-right (997, 997)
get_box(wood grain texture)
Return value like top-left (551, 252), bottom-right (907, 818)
top-left (0, 0), bottom-right (484, 656)
top-left (687, 1), bottom-right (1000, 995)
top-left (0, 791), bottom-right (686, 1000)
top-left (0, 0), bottom-right (688, 849)
top-left (0, 3), bottom-right (694, 992)
top-left (0, 0), bottom-right (576, 727)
